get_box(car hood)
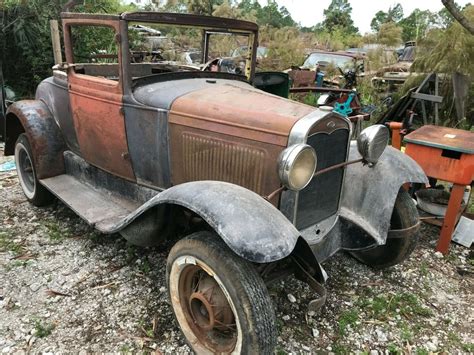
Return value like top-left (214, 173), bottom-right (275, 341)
top-left (168, 80), bottom-right (314, 146)
top-left (377, 61), bottom-right (412, 75)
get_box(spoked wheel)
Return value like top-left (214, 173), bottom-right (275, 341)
top-left (14, 134), bottom-right (53, 206)
top-left (167, 231), bottom-right (276, 354)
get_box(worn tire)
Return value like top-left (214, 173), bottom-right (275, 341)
top-left (166, 231), bottom-right (277, 354)
top-left (14, 134), bottom-right (54, 206)
top-left (350, 190), bottom-right (419, 269)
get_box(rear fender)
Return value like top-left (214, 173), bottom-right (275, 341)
top-left (339, 142), bottom-right (428, 246)
top-left (5, 100), bottom-right (66, 179)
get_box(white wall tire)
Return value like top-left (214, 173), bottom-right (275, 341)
top-left (14, 134), bottom-right (53, 206)
top-left (167, 231), bottom-right (277, 354)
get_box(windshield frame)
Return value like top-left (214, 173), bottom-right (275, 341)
top-left (121, 12), bottom-right (258, 86)
top-left (61, 11), bottom-right (259, 96)
top-left (303, 52), bottom-right (355, 69)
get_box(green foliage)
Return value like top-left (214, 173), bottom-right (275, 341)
top-left (1, 0), bottom-right (134, 98)
top-left (413, 6), bottom-right (474, 77)
top-left (301, 93), bottom-right (320, 107)
top-left (34, 319), bottom-right (55, 338)
top-left (322, 0), bottom-right (358, 34)
top-left (258, 26), bottom-right (305, 71)
top-left (399, 9), bottom-right (437, 42)
top-left (377, 22), bottom-right (403, 47)
top-left (0, 230), bottom-right (24, 255)
top-left (370, 3), bottom-right (404, 32)
top-left (256, 1), bottom-right (295, 28)
top-left (315, 27), bottom-right (362, 51)
top-left (188, 0), bottom-right (223, 15)
top-left (356, 291), bottom-right (433, 320)
top-left (43, 220), bottom-right (71, 242)
top-left (338, 309), bottom-right (359, 335)
top-left (411, 5), bottom-right (474, 128)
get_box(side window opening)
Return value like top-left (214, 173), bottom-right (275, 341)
top-left (70, 25), bottom-right (119, 80)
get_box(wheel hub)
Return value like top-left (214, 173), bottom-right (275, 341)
top-left (188, 276), bottom-right (234, 332)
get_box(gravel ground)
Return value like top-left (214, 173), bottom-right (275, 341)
top-left (1, 145), bottom-right (473, 354)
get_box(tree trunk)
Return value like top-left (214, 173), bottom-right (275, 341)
top-left (441, 0), bottom-right (474, 35)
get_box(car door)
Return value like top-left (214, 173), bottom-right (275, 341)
top-left (62, 17), bottom-right (135, 181)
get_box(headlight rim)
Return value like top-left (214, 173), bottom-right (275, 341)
top-left (278, 143), bottom-right (317, 191)
top-left (357, 124), bottom-right (389, 166)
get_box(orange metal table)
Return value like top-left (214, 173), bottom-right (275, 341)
top-left (404, 125), bottom-right (474, 254)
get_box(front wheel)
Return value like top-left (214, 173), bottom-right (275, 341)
top-left (350, 190), bottom-right (419, 269)
top-left (14, 134), bottom-right (54, 206)
top-left (167, 231), bottom-right (277, 354)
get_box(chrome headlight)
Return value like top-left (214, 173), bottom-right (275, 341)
top-left (278, 144), bottom-right (317, 191)
top-left (357, 124), bottom-right (389, 166)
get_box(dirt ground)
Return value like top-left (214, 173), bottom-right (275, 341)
top-left (1, 144), bottom-right (473, 354)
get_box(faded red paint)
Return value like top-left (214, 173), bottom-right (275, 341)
top-left (404, 126), bottom-right (474, 185)
top-left (169, 84), bottom-right (314, 147)
top-left (63, 17), bottom-right (135, 181)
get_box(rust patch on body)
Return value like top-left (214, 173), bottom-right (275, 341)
top-left (169, 83), bottom-right (314, 146)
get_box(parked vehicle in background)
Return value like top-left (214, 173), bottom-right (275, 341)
top-left (301, 50), bottom-right (363, 73)
top-left (4, 10), bottom-right (427, 354)
top-left (287, 50), bottom-right (364, 88)
top-left (232, 45), bottom-right (268, 60)
top-left (180, 49), bottom-right (202, 65)
top-left (372, 41), bottom-right (417, 91)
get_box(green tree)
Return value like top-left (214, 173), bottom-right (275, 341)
top-left (256, 1), bottom-right (295, 28)
top-left (187, 0), bottom-right (223, 15)
top-left (322, 0), bottom-right (358, 34)
top-left (237, 0), bottom-right (261, 17)
top-left (212, 0), bottom-right (254, 20)
top-left (370, 3), bottom-right (404, 32)
top-left (412, 5), bottom-right (474, 127)
top-left (399, 9), bottom-right (436, 42)
top-left (1, 0), bottom-right (132, 97)
top-left (377, 22), bottom-right (402, 46)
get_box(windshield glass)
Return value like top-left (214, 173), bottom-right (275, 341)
top-left (303, 53), bottom-right (353, 69)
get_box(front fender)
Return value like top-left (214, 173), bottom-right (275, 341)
top-left (115, 181), bottom-right (300, 263)
top-left (5, 100), bottom-right (66, 179)
top-left (340, 142), bottom-right (428, 245)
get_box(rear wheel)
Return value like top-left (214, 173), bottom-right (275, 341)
top-left (167, 231), bottom-right (277, 354)
top-left (350, 190), bottom-right (419, 269)
top-left (14, 134), bottom-right (54, 206)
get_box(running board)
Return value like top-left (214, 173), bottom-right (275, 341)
top-left (39, 151), bottom-right (159, 232)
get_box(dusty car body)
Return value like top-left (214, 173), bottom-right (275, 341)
top-left (288, 50), bottom-right (364, 88)
top-left (4, 11), bottom-right (427, 354)
top-left (372, 41), bottom-right (417, 90)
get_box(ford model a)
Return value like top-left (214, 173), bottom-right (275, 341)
top-left (4, 11), bottom-right (427, 354)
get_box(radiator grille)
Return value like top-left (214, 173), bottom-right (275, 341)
top-left (295, 129), bottom-right (349, 229)
top-left (182, 133), bottom-right (266, 194)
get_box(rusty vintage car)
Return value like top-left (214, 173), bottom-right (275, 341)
top-left (3, 10), bottom-right (427, 354)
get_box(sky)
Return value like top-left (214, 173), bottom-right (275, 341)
top-left (256, 0), bottom-right (472, 33)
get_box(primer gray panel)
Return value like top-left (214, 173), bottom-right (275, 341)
top-left (35, 76), bottom-right (80, 154)
top-left (123, 106), bottom-right (170, 188)
top-left (339, 142), bottom-right (428, 244)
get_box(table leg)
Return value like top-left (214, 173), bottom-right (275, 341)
top-left (436, 184), bottom-right (465, 254)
